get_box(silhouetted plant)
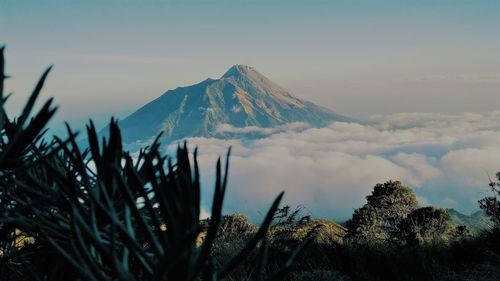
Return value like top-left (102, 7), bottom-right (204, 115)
top-left (272, 205), bottom-right (311, 228)
top-left (479, 172), bottom-right (500, 226)
top-left (269, 206), bottom-right (322, 251)
top-left (0, 46), bottom-right (60, 280)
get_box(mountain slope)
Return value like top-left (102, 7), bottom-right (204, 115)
top-left (447, 209), bottom-right (492, 235)
top-left (107, 65), bottom-right (353, 145)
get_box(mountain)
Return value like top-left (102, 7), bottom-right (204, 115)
top-left (105, 65), bottom-right (354, 146)
top-left (447, 209), bottom-right (492, 235)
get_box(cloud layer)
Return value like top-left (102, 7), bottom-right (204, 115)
top-left (168, 111), bottom-right (500, 222)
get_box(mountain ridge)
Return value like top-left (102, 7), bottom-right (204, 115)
top-left (447, 208), bottom-right (492, 235)
top-left (101, 65), bottom-right (354, 146)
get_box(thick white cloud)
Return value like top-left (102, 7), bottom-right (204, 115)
top-left (167, 111), bottom-right (500, 221)
top-left (391, 153), bottom-right (442, 187)
top-left (441, 148), bottom-right (500, 186)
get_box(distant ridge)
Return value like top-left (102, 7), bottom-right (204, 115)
top-left (447, 209), bottom-right (492, 235)
top-left (102, 65), bottom-right (354, 146)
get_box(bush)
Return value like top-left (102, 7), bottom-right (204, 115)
top-left (479, 172), bottom-right (500, 226)
top-left (346, 180), bottom-right (419, 242)
top-left (398, 206), bottom-right (459, 245)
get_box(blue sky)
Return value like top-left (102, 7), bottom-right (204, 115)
top-left (1, 0), bottom-right (499, 134)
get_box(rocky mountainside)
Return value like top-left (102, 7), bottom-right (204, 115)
top-left (102, 65), bottom-right (353, 146)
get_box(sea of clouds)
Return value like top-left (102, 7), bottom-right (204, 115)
top-left (166, 111), bottom-right (500, 222)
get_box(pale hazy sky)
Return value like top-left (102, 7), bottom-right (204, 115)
top-left (1, 0), bottom-right (499, 134)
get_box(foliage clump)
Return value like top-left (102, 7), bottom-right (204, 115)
top-left (346, 180), bottom-right (419, 242)
top-left (479, 172), bottom-right (500, 226)
top-left (397, 206), bottom-right (459, 245)
top-left (346, 180), bottom-right (470, 245)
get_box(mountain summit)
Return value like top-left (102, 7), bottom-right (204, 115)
top-left (110, 65), bottom-right (353, 145)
